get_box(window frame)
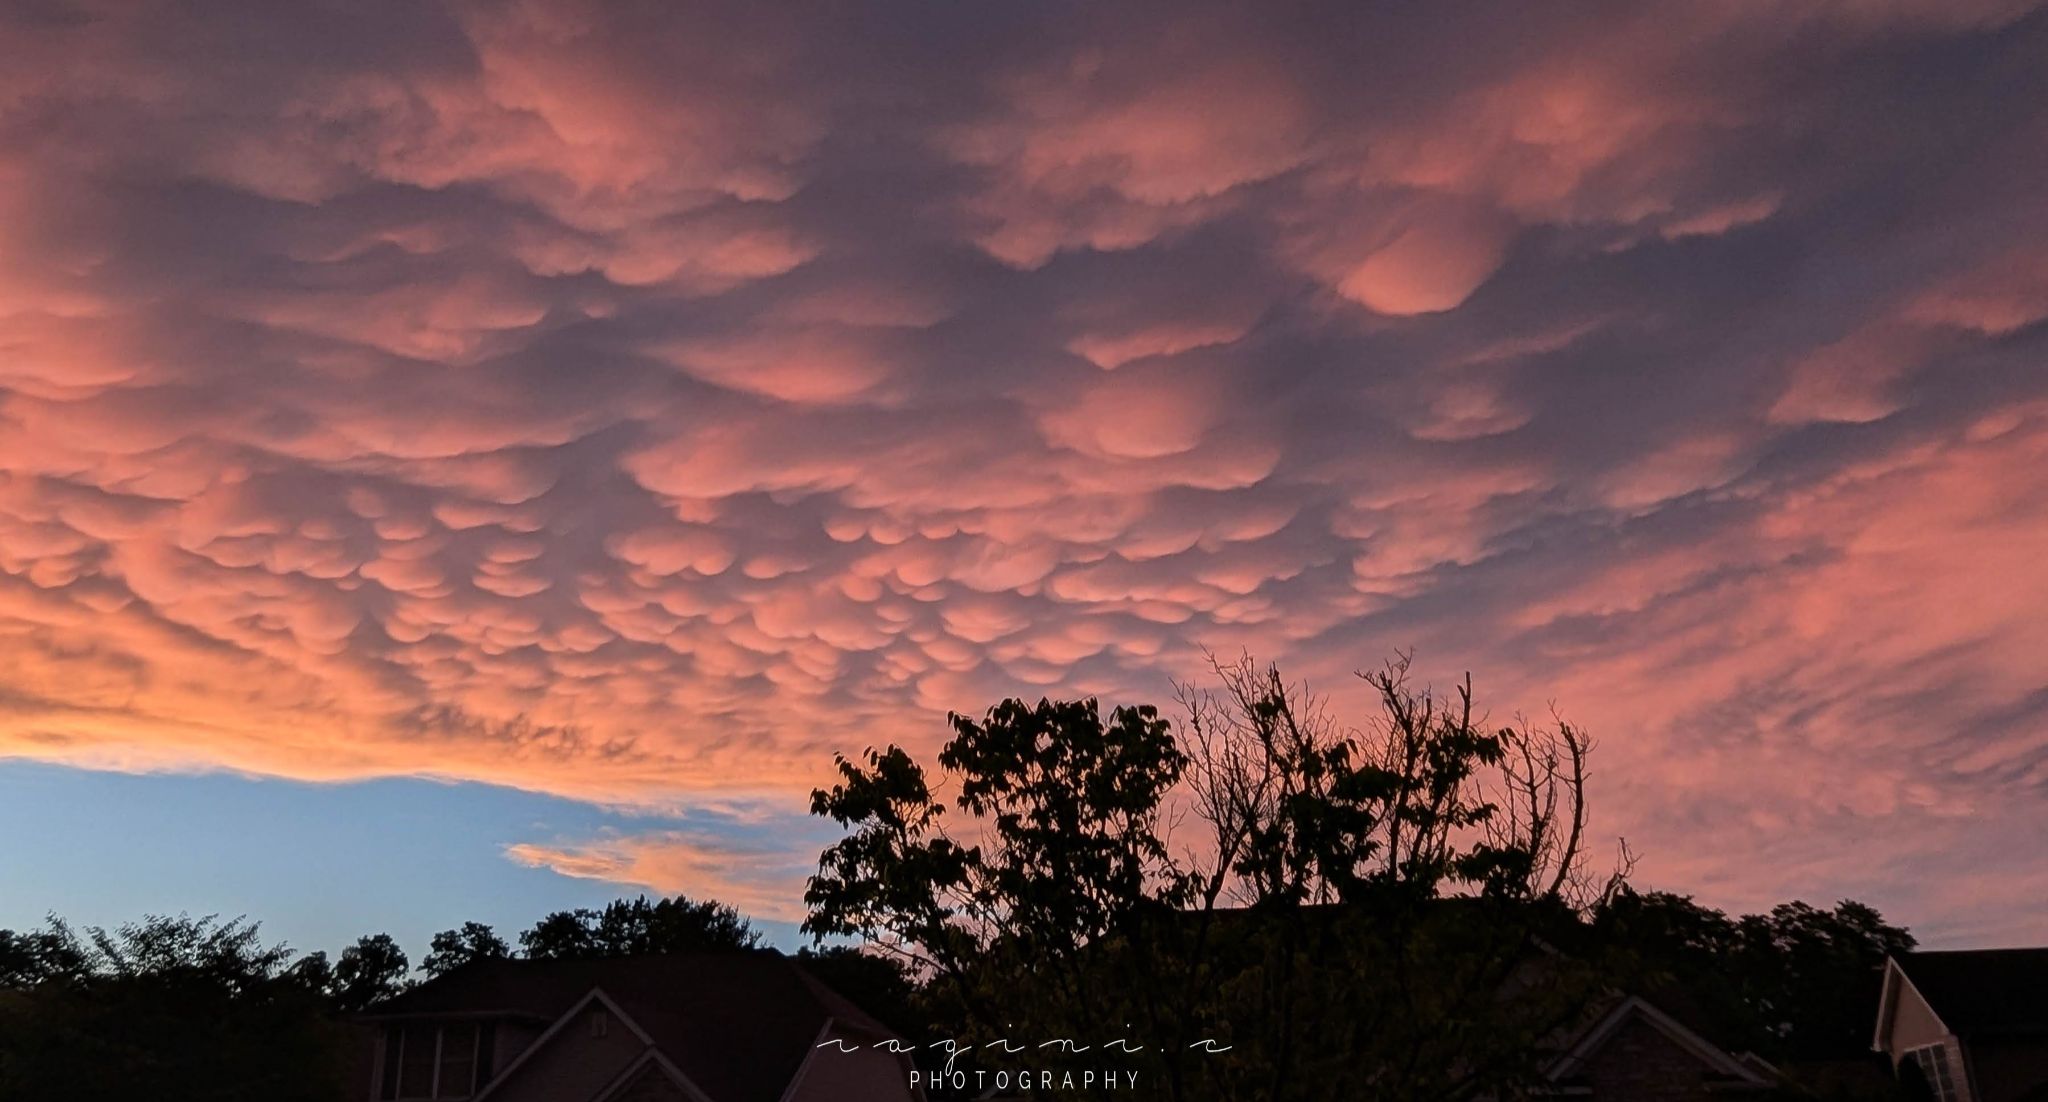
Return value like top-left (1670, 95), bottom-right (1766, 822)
top-left (1905, 1041), bottom-right (1961, 1102)
top-left (382, 1023), bottom-right (485, 1101)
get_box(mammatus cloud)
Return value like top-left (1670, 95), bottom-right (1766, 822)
top-left (1, 0), bottom-right (2045, 940)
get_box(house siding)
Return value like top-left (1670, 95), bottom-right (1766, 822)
top-left (1570, 1015), bottom-right (1728, 1102)
top-left (487, 1007), bottom-right (649, 1102)
top-left (1882, 978), bottom-right (1974, 1102)
top-left (1886, 980), bottom-right (1951, 1057)
top-left (605, 1062), bottom-right (694, 1102)
top-left (495, 1021), bottom-right (546, 1072)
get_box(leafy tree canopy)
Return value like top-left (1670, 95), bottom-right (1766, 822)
top-left (0, 914), bottom-right (351, 1101)
top-left (805, 654), bottom-right (1622, 1101)
top-left (1597, 889), bottom-right (1915, 1059)
top-left (518, 894), bottom-right (762, 959)
top-left (422, 920), bottom-right (512, 977)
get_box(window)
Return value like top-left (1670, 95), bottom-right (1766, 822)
top-left (397, 1026), bottom-right (437, 1099)
top-left (379, 1027), bottom-right (402, 1100)
top-left (437, 1024), bottom-right (477, 1098)
top-left (1906, 1043), bottom-right (1960, 1102)
top-left (381, 1023), bottom-right (491, 1100)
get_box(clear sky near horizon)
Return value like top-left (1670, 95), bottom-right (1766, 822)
top-left (0, 762), bottom-right (820, 957)
top-left (1, 0), bottom-right (2046, 957)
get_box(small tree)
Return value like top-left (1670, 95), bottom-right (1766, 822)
top-left (422, 922), bottom-right (512, 977)
top-left (805, 698), bottom-right (1190, 1059)
top-left (1166, 653), bottom-right (1619, 1100)
top-left (331, 933), bottom-right (410, 1012)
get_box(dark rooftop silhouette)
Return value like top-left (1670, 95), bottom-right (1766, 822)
top-left (363, 950), bottom-right (897, 1102)
top-left (1894, 948), bottom-right (2048, 1039)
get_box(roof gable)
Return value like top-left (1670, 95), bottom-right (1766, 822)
top-left (1873, 956), bottom-right (1949, 1054)
top-left (591, 1048), bottom-right (705, 1102)
top-left (370, 951), bottom-right (899, 1102)
top-left (472, 987), bottom-right (714, 1102)
top-left (1546, 995), bottom-right (1776, 1090)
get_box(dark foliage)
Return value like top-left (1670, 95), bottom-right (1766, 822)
top-left (0, 893), bottom-right (766, 1099)
top-left (0, 915), bottom-right (352, 1102)
top-left (422, 921), bottom-right (512, 977)
top-left (805, 654), bottom-right (1624, 1101)
top-left (794, 944), bottom-right (921, 1033)
top-left (1596, 889), bottom-right (1916, 1060)
top-left (518, 894), bottom-right (763, 959)
top-left (329, 932), bottom-right (411, 1012)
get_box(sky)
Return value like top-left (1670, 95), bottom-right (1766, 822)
top-left (1, 0), bottom-right (2045, 957)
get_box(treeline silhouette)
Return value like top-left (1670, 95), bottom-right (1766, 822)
top-left (0, 655), bottom-right (1916, 1100)
top-left (0, 896), bottom-right (909, 1101)
top-left (0, 890), bottom-right (1909, 1100)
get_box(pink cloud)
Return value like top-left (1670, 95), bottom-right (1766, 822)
top-left (0, 0), bottom-right (2044, 943)
top-left (506, 831), bottom-right (815, 923)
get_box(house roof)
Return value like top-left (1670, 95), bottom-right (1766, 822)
top-left (364, 951), bottom-right (900, 1102)
top-left (1543, 994), bottom-right (1777, 1091)
top-left (1894, 949), bottom-right (2048, 1039)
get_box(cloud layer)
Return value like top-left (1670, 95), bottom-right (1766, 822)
top-left (2, 0), bottom-right (2046, 941)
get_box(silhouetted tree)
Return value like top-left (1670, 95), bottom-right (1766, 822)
top-left (518, 894), bottom-right (762, 959)
top-left (807, 696), bottom-right (1188, 1059)
top-left (1168, 654), bottom-right (1620, 1101)
top-left (806, 652), bottom-right (1621, 1101)
top-left (422, 921), bottom-right (512, 977)
top-left (795, 944), bottom-right (921, 1034)
top-left (285, 948), bottom-right (338, 996)
top-left (330, 932), bottom-right (410, 1012)
top-left (1598, 889), bottom-right (1915, 1059)
top-left (0, 914), bottom-right (348, 1101)
top-left (0, 918), bottom-right (88, 988)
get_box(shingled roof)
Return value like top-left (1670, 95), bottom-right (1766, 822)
top-left (364, 951), bottom-right (900, 1102)
top-left (1894, 948), bottom-right (2048, 1039)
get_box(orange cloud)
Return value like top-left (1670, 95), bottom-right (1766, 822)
top-left (506, 832), bottom-right (816, 923)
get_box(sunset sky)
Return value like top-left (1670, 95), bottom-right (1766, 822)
top-left (2, 0), bottom-right (2046, 958)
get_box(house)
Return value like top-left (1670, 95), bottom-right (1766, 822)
top-left (1872, 948), bottom-right (2048, 1102)
top-left (357, 951), bottom-right (922, 1102)
top-left (1534, 991), bottom-right (1781, 1099)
